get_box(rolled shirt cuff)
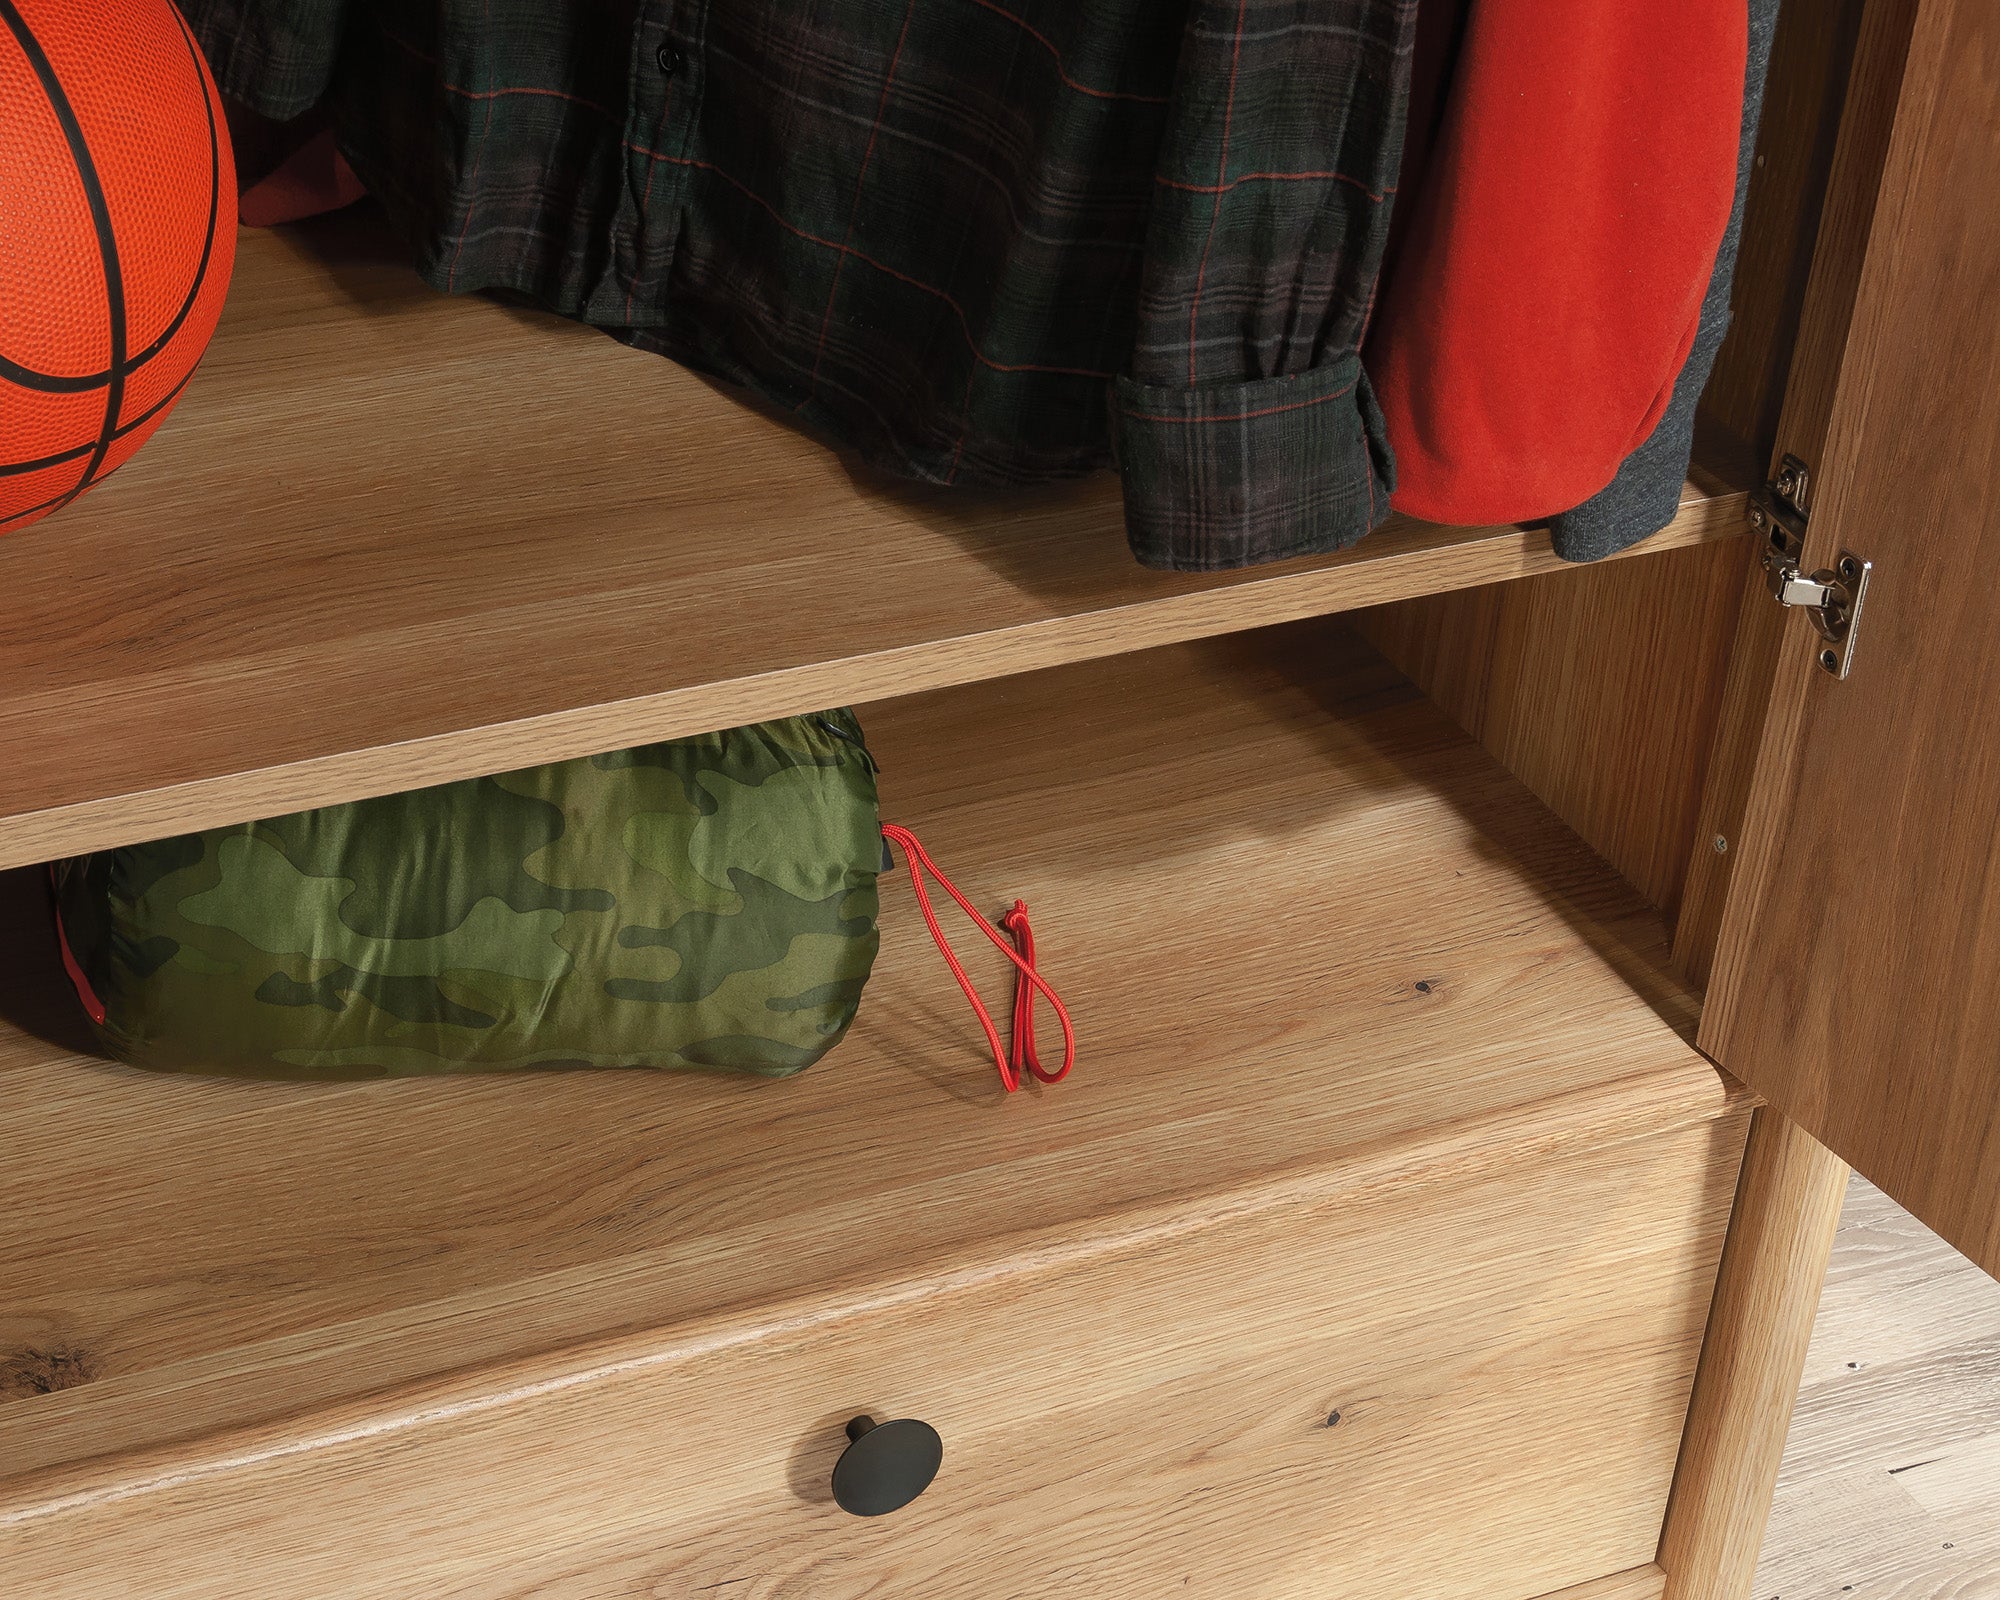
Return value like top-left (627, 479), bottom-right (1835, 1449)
top-left (1109, 355), bottom-right (1395, 573)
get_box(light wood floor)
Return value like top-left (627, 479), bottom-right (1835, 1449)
top-left (1756, 1176), bottom-right (2000, 1598)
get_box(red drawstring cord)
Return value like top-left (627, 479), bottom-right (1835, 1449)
top-left (880, 823), bottom-right (1074, 1092)
top-left (999, 899), bottom-right (1059, 1084)
top-left (46, 864), bottom-right (107, 1027)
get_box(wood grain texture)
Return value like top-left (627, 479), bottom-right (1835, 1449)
top-left (0, 625), bottom-right (1741, 1588)
top-left (1670, 0), bottom-right (1873, 969)
top-left (1360, 531), bottom-right (1751, 920)
top-left (1657, 1110), bottom-right (1850, 1600)
top-left (1674, 0), bottom-right (1924, 985)
top-left (1754, 1176), bottom-right (2000, 1599)
top-left (1542, 1568), bottom-right (1668, 1600)
top-left (0, 1109), bottom-right (1747, 1600)
top-left (1742, 0), bottom-right (1923, 489)
top-left (0, 216), bottom-right (1749, 872)
top-left (1669, 559), bottom-right (1791, 990)
top-left (1702, 0), bottom-right (2000, 1278)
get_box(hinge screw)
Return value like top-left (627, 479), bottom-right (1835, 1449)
top-left (1712, 835), bottom-right (1729, 854)
top-left (1838, 555), bottom-right (1861, 583)
top-left (1775, 459), bottom-right (1810, 510)
top-left (1820, 647), bottom-right (1840, 672)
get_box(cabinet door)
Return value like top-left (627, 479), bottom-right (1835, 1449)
top-left (1704, 0), bottom-right (2000, 1277)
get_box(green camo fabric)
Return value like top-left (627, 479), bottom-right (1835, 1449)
top-left (53, 711), bottom-right (883, 1080)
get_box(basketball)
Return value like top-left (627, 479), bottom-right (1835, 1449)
top-left (1, 0), bottom-right (235, 534)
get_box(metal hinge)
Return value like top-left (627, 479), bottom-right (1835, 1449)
top-left (1746, 453), bottom-right (1872, 680)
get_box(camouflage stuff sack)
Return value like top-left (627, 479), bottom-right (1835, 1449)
top-left (51, 711), bottom-right (884, 1079)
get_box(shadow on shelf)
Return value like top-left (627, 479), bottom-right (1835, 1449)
top-left (275, 205), bottom-right (1476, 620)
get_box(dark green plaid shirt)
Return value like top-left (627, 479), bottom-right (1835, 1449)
top-left (190, 0), bottom-right (1414, 570)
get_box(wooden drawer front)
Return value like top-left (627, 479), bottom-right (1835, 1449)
top-left (2, 1108), bottom-right (1744, 1600)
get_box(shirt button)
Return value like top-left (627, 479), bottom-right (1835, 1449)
top-left (656, 41), bottom-right (684, 75)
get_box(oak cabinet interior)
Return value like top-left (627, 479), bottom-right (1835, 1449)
top-left (0, 626), bottom-right (1747, 1600)
top-left (5, 1), bottom-right (1997, 1597)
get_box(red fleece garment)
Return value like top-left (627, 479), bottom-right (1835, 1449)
top-left (1366, 0), bottom-right (1745, 526)
top-left (239, 127), bottom-right (365, 227)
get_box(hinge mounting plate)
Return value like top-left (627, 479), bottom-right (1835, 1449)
top-left (1746, 453), bottom-right (1872, 681)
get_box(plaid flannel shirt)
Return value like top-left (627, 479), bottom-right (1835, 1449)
top-left (189, 0), bottom-right (1414, 570)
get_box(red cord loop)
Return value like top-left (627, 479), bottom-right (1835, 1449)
top-left (880, 824), bottom-right (1075, 1092)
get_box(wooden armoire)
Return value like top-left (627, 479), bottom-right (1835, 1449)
top-left (1, 0), bottom-right (1994, 1594)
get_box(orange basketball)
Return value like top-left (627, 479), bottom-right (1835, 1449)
top-left (1, 0), bottom-right (235, 534)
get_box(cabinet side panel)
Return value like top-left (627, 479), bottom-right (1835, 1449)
top-left (1367, 0), bottom-right (1880, 932)
top-left (1673, 0), bottom-right (1922, 984)
top-left (1361, 537), bottom-right (1748, 919)
top-left (1697, 0), bottom-right (1870, 460)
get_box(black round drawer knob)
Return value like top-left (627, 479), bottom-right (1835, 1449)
top-left (830, 1415), bottom-right (942, 1517)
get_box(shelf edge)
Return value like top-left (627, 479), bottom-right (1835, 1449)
top-left (1, 495), bottom-right (1746, 868)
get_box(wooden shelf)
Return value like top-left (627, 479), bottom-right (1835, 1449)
top-left (0, 213), bottom-right (1753, 868)
top-left (0, 623), bottom-right (1740, 1521)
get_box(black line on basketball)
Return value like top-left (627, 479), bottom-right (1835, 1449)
top-left (0, 0), bottom-right (131, 510)
top-left (0, 486), bottom-right (72, 530)
top-left (0, 354), bottom-right (106, 393)
top-left (0, 1), bottom-right (219, 397)
top-left (0, 365), bottom-right (195, 478)
top-left (118, 5), bottom-right (222, 390)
